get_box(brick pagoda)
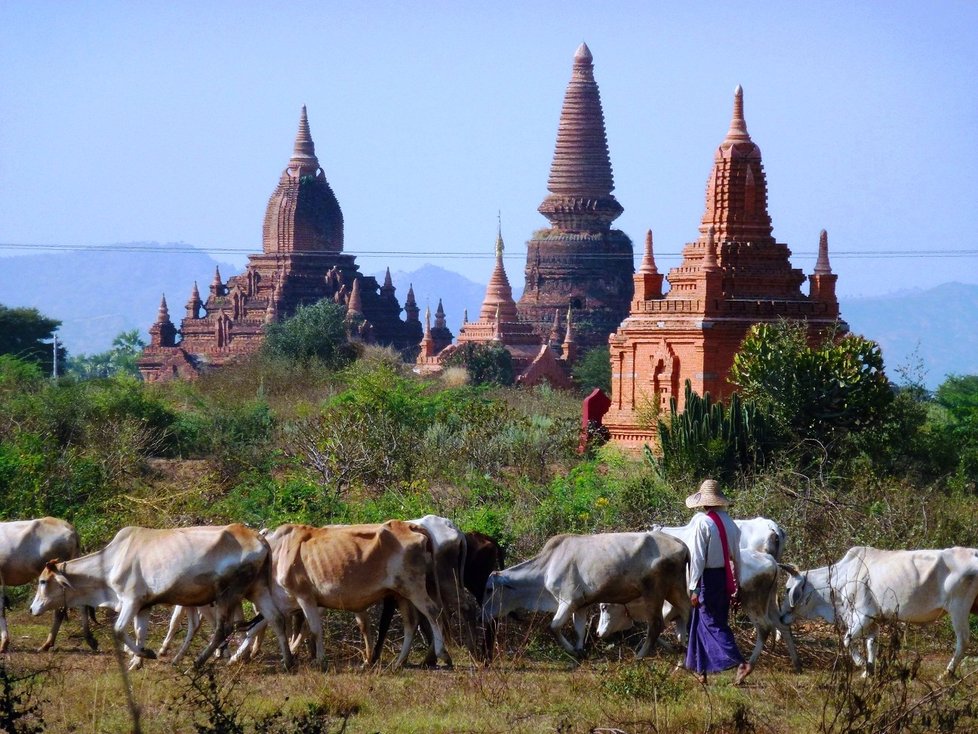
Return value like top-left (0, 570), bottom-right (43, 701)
top-left (417, 225), bottom-right (573, 388)
top-left (516, 43), bottom-right (634, 353)
top-left (603, 87), bottom-right (844, 451)
top-left (138, 107), bottom-right (422, 381)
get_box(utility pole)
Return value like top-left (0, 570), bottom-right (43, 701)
top-left (52, 333), bottom-right (58, 379)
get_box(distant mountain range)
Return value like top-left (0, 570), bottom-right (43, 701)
top-left (1, 246), bottom-right (973, 389)
top-left (841, 283), bottom-right (978, 388)
top-left (0, 245), bottom-right (239, 358)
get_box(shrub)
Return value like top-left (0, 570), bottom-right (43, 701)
top-left (442, 342), bottom-right (515, 386)
top-left (260, 300), bottom-right (358, 369)
top-left (571, 346), bottom-right (611, 395)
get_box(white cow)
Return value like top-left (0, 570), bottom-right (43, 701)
top-left (0, 517), bottom-right (97, 654)
top-left (158, 603), bottom-right (246, 664)
top-left (29, 525), bottom-right (293, 671)
top-left (735, 517), bottom-right (788, 561)
top-left (780, 546), bottom-right (978, 676)
top-left (483, 531), bottom-right (689, 659)
top-left (598, 548), bottom-right (801, 671)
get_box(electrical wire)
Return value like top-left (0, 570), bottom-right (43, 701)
top-left (1, 242), bottom-right (976, 260)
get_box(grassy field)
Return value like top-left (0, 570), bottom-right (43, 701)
top-left (2, 605), bottom-right (977, 733)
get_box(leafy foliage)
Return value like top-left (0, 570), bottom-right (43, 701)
top-left (571, 346), bottom-right (611, 394)
top-left (260, 300), bottom-right (357, 369)
top-left (0, 304), bottom-right (64, 375)
top-left (67, 329), bottom-right (146, 379)
top-left (442, 342), bottom-right (515, 386)
top-left (730, 321), bottom-right (894, 452)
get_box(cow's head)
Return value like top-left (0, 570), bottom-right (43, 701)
top-left (596, 602), bottom-right (634, 639)
top-left (30, 559), bottom-right (72, 616)
top-left (779, 564), bottom-right (834, 626)
top-left (481, 571), bottom-right (515, 622)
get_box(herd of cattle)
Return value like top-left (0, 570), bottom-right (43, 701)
top-left (3, 515), bottom-right (978, 679)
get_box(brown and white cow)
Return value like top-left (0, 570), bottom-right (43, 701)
top-left (235, 521), bottom-right (448, 670)
top-left (371, 516), bottom-right (480, 667)
top-left (1, 517), bottom-right (97, 654)
top-left (30, 524), bottom-right (293, 670)
top-left (483, 531), bottom-right (689, 659)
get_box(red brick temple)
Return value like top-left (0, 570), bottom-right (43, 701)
top-left (417, 225), bottom-right (573, 388)
top-left (138, 107), bottom-right (422, 381)
top-left (516, 43), bottom-right (634, 353)
top-left (604, 86), bottom-right (844, 451)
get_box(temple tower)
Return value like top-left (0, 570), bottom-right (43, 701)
top-left (517, 43), bottom-right (634, 352)
top-left (604, 87), bottom-right (844, 451)
top-left (139, 106), bottom-right (417, 381)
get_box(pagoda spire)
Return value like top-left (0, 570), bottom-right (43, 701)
top-left (814, 229), bottom-right (833, 274)
top-left (434, 299), bottom-right (446, 330)
top-left (698, 85), bottom-right (773, 245)
top-left (634, 229), bottom-right (664, 300)
top-left (809, 229), bottom-right (838, 303)
top-left (549, 308), bottom-right (562, 345)
top-left (346, 277), bottom-right (364, 317)
top-left (210, 266), bottom-right (224, 297)
top-left (723, 85), bottom-right (752, 146)
top-left (479, 222), bottom-right (519, 322)
top-left (562, 304), bottom-right (577, 363)
top-left (538, 43), bottom-right (622, 230)
top-left (288, 105), bottom-right (320, 176)
top-left (404, 283), bottom-right (420, 324)
top-left (149, 293), bottom-right (177, 348)
top-left (185, 281), bottom-right (202, 319)
top-left (157, 294), bottom-right (170, 322)
top-left (638, 229), bottom-right (659, 275)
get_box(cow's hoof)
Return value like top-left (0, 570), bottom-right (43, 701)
top-left (85, 636), bottom-right (99, 652)
top-left (140, 648), bottom-right (158, 660)
top-left (0, 642), bottom-right (9, 655)
top-left (37, 642), bottom-right (53, 652)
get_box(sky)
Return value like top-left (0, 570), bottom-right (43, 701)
top-left (1, 1), bottom-right (976, 298)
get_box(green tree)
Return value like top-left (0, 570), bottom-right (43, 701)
top-left (442, 342), bottom-right (515, 386)
top-left (260, 300), bottom-right (358, 369)
top-left (68, 330), bottom-right (147, 380)
top-left (730, 320), bottom-right (893, 451)
top-left (935, 375), bottom-right (978, 425)
top-left (572, 346), bottom-right (611, 395)
top-left (933, 375), bottom-right (978, 488)
top-left (0, 304), bottom-right (64, 375)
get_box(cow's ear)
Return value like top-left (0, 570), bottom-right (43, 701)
top-left (44, 559), bottom-right (60, 573)
top-left (788, 579), bottom-right (803, 608)
top-left (779, 563), bottom-right (801, 578)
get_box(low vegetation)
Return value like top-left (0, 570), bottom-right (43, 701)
top-left (1, 312), bottom-right (977, 731)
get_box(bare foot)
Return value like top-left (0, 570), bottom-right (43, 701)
top-left (695, 673), bottom-right (707, 685)
top-left (734, 662), bottom-right (753, 685)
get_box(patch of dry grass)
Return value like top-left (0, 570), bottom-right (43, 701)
top-left (1, 607), bottom-right (976, 733)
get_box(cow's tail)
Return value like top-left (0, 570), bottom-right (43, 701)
top-left (408, 523), bottom-right (444, 619)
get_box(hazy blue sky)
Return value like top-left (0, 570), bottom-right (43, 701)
top-left (2, 1), bottom-right (976, 297)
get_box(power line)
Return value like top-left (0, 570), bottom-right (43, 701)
top-left (1, 242), bottom-right (977, 261)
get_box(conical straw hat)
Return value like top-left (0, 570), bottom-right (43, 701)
top-left (685, 479), bottom-right (732, 509)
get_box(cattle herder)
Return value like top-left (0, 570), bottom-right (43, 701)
top-left (684, 479), bottom-right (753, 685)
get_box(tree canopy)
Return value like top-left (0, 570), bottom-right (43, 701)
top-left (572, 346), bottom-right (611, 395)
top-left (0, 303), bottom-right (64, 375)
top-left (68, 329), bottom-right (147, 380)
top-left (442, 342), bottom-right (515, 386)
top-left (730, 321), bottom-right (893, 450)
top-left (260, 300), bottom-right (358, 369)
